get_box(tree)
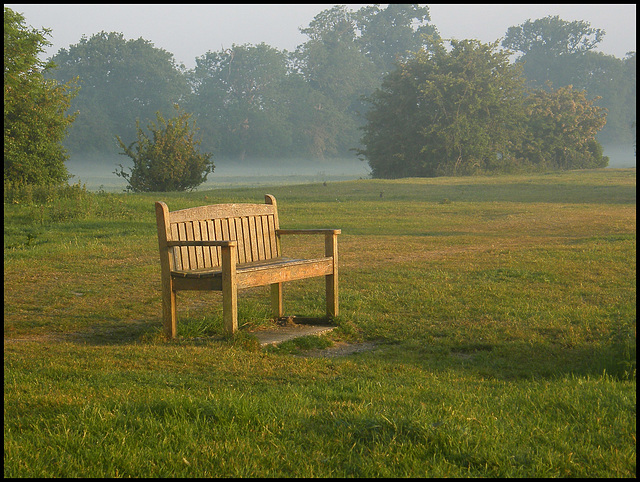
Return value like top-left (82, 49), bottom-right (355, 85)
top-left (187, 43), bottom-right (292, 160)
top-left (4, 7), bottom-right (78, 185)
top-left (623, 52), bottom-right (636, 150)
top-left (503, 15), bottom-right (604, 58)
top-left (359, 38), bottom-right (527, 178)
top-left (293, 5), bottom-right (379, 158)
top-left (115, 106), bottom-right (213, 192)
top-left (516, 84), bottom-right (609, 170)
top-left (502, 15), bottom-right (604, 91)
top-left (503, 17), bottom-right (634, 145)
top-left (49, 31), bottom-right (189, 155)
top-left (571, 51), bottom-right (632, 144)
top-left (354, 3), bottom-right (438, 78)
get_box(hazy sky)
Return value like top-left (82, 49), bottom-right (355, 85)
top-left (6, 4), bottom-right (637, 69)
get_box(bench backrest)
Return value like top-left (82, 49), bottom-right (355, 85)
top-left (156, 194), bottom-right (281, 271)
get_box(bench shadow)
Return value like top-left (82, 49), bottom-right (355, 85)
top-left (59, 319), bottom-right (163, 346)
top-left (58, 315), bottom-right (339, 347)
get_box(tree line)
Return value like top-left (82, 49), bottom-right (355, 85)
top-left (47, 5), bottom-right (438, 161)
top-left (4, 5), bottom-right (636, 187)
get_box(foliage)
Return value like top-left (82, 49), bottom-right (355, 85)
top-left (4, 7), bottom-right (78, 185)
top-left (293, 5), bottom-right (378, 158)
top-left (291, 4), bottom-right (438, 159)
top-left (187, 43), bottom-right (292, 159)
top-left (502, 15), bottom-right (605, 58)
top-left (49, 31), bottom-right (189, 154)
top-left (502, 16), bottom-right (635, 145)
top-left (569, 51), bottom-right (632, 144)
top-left (3, 178), bottom-right (88, 206)
top-left (516, 85), bottom-right (609, 169)
top-left (354, 3), bottom-right (437, 78)
top-left (359, 36), bottom-right (612, 178)
top-left (359, 38), bottom-right (527, 178)
top-left (115, 106), bottom-right (213, 192)
top-left (501, 14), bottom-right (605, 90)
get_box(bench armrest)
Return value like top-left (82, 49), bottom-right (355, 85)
top-left (276, 229), bottom-right (341, 235)
top-left (167, 240), bottom-right (238, 247)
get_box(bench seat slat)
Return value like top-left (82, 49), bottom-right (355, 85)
top-left (172, 256), bottom-right (332, 278)
top-left (171, 257), bottom-right (333, 291)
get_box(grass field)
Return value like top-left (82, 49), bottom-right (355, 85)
top-left (4, 169), bottom-right (636, 477)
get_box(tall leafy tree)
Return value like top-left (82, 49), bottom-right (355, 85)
top-left (187, 43), bottom-right (291, 160)
top-left (49, 31), bottom-right (189, 155)
top-left (354, 3), bottom-right (438, 78)
top-left (294, 5), bottom-right (378, 157)
top-left (572, 51), bottom-right (633, 144)
top-left (359, 38), bottom-right (527, 177)
top-left (503, 15), bottom-right (604, 58)
top-left (4, 7), bottom-right (78, 185)
top-left (622, 52), bottom-right (636, 149)
top-left (502, 15), bottom-right (605, 89)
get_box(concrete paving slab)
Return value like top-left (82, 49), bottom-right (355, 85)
top-left (249, 322), bottom-right (336, 346)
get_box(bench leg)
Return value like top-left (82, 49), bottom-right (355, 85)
top-left (221, 245), bottom-right (238, 335)
top-left (326, 274), bottom-right (338, 318)
top-left (325, 232), bottom-right (339, 318)
top-left (162, 279), bottom-right (177, 339)
top-left (271, 282), bottom-right (283, 319)
top-left (222, 283), bottom-right (237, 335)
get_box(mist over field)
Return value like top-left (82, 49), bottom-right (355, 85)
top-left (66, 142), bottom-right (635, 192)
top-left (66, 155), bottom-right (373, 192)
top-left (602, 144), bottom-right (637, 169)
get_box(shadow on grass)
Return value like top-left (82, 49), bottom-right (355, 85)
top-left (48, 313), bottom-right (635, 383)
top-left (57, 319), bottom-right (163, 346)
top-left (371, 334), bottom-right (636, 382)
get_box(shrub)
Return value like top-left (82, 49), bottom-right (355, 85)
top-left (4, 7), bottom-right (78, 185)
top-left (115, 106), bottom-right (214, 192)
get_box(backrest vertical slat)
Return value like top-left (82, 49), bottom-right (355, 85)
top-left (245, 217), bottom-right (252, 262)
top-left (245, 216), bottom-right (253, 262)
top-left (235, 218), bottom-right (243, 263)
top-left (267, 214), bottom-right (278, 257)
top-left (228, 218), bottom-right (240, 263)
top-left (250, 216), bottom-right (258, 261)
top-left (260, 215), bottom-right (270, 259)
top-left (205, 220), bottom-right (216, 267)
top-left (213, 218), bottom-right (223, 265)
top-left (177, 223), bottom-right (188, 270)
top-left (239, 217), bottom-right (249, 263)
top-left (255, 215), bottom-right (265, 260)
top-left (163, 196), bottom-right (281, 271)
top-left (194, 220), bottom-right (205, 269)
top-left (199, 220), bottom-right (209, 269)
top-left (185, 221), bottom-right (196, 270)
top-left (168, 222), bottom-right (180, 270)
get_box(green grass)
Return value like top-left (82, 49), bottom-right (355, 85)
top-left (4, 169), bottom-right (636, 477)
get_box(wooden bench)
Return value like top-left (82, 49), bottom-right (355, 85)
top-left (155, 194), bottom-right (340, 338)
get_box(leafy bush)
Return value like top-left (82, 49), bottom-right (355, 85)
top-left (4, 7), bottom-right (78, 185)
top-left (516, 85), bottom-right (609, 170)
top-left (359, 38), bottom-right (610, 178)
top-left (115, 106), bottom-right (214, 192)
